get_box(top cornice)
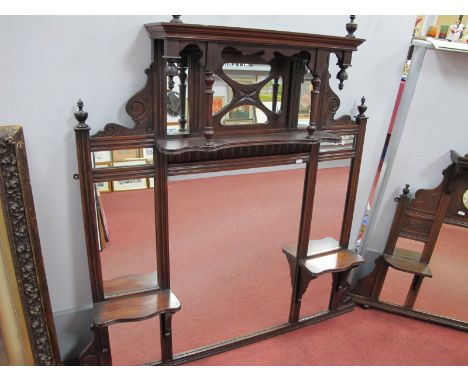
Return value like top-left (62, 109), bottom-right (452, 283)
top-left (144, 22), bottom-right (365, 51)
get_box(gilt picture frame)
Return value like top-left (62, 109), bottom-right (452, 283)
top-left (0, 126), bottom-right (61, 365)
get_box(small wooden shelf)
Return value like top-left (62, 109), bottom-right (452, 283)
top-left (157, 130), bottom-right (340, 155)
top-left (103, 272), bottom-right (159, 299)
top-left (383, 254), bottom-right (432, 278)
top-left (302, 250), bottom-right (364, 276)
top-left (282, 237), bottom-right (363, 277)
top-left (93, 289), bottom-right (181, 328)
top-left (282, 237), bottom-right (341, 259)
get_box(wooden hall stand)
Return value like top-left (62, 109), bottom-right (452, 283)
top-left (73, 16), bottom-right (367, 366)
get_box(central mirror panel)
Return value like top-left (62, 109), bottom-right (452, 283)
top-left (168, 168), bottom-right (302, 355)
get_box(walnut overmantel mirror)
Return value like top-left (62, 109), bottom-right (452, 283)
top-left (72, 16), bottom-right (370, 365)
top-left (352, 151), bottom-right (468, 332)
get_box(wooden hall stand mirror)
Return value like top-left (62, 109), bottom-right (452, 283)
top-left (352, 151), bottom-right (468, 332)
top-left (73, 16), bottom-right (368, 366)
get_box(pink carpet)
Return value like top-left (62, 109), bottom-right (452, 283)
top-left (98, 167), bottom-right (467, 365)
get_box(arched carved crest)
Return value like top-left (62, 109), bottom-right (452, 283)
top-left (410, 164), bottom-right (452, 213)
top-left (92, 65), bottom-right (154, 137)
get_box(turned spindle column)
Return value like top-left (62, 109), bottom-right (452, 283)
top-left (178, 65), bottom-right (187, 132)
top-left (203, 71), bottom-right (215, 145)
top-left (307, 74), bottom-right (321, 139)
top-left (271, 77), bottom-right (280, 113)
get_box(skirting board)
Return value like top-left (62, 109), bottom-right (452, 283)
top-left (53, 305), bottom-right (93, 361)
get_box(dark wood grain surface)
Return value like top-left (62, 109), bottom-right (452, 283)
top-left (282, 237), bottom-right (341, 259)
top-left (144, 22), bottom-right (365, 50)
top-left (156, 130), bottom-right (340, 155)
top-left (103, 272), bottom-right (159, 299)
top-left (93, 289), bottom-right (180, 327)
top-left (303, 250), bottom-right (364, 276)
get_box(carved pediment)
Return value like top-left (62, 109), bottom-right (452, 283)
top-left (318, 72), bottom-right (354, 128)
top-left (92, 65), bottom-right (154, 137)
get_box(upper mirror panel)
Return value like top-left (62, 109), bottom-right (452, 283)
top-left (220, 105), bottom-right (268, 126)
top-left (298, 72), bottom-right (312, 128)
top-left (222, 63), bottom-right (271, 84)
top-left (92, 148), bottom-right (153, 170)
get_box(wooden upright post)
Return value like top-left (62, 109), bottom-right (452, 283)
top-left (289, 143), bottom-right (320, 323)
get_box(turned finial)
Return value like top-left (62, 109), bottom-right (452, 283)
top-left (74, 99), bottom-right (89, 129)
top-left (346, 15), bottom-right (357, 38)
top-left (403, 184), bottom-right (410, 195)
top-left (357, 96), bottom-right (367, 117)
top-left (337, 67), bottom-right (348, 91)
top-left (395, 184), bottom-right (410, 202)
top-left (170, 15), bottom-right (182, 23)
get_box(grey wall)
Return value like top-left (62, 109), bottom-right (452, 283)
top-left (358, 44), bottom-right (468, 278)
top-left (0, 15), bottom-right (415, 359)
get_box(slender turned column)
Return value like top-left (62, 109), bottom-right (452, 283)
top-left (271, 77), bottom-right (279, 113)
top-left (203, 71), bottom-right (215, 145)
top-left (73, 100), bottom-right (104, 302)
top-left (165, 60), bottom-right (178, 92)
top-left (307, 74), bottom-right (321, 139)
top-left (178, 65), bottom-right (187, 132)
top-left (289, 143), bottom-right (320, 323)
top-left (74, 100), bottom-right (112, 366)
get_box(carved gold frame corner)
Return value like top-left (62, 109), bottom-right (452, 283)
top-left (0, 126), bottom-right (61, 365)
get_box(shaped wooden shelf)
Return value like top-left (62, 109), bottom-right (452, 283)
top-left (103, 272), bottom-right (159, 299)
top-left (93, 289), bottom-right (181, 328)
top-left (383, 254), bottom-right (432, 278)
top-left (282, 237), bottom-right (341, 260)
top-left (282, 237), bottom-right (364, 277)
top-left (156, 130), bottom-right (340, 155)
top-left (303, 250), bottom-right (364, 276)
